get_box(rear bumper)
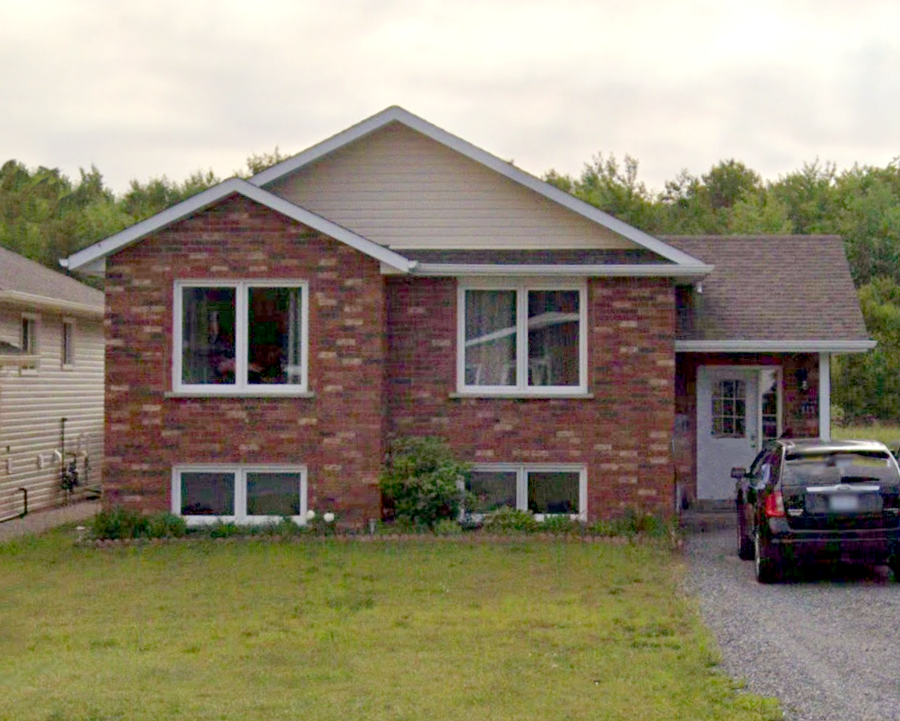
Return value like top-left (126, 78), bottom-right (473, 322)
top-left (769, 525), bottom-right (900, 564)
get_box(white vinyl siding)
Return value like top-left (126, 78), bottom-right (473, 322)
top-left (0, 308), bottom-right (104, 518)
top-left (268, 123), bottom-right (636, 251)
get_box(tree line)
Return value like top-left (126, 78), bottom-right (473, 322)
top-left (2, 149), bottom-right (900, 421)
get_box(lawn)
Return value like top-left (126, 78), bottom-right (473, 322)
top-left (833, 422), bottom-right (900, 447)
top-left (0, 532), bottom-right (781, 721)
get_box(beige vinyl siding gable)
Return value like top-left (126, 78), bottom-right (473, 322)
top-left (268, 123), bottom-right (637, 251)
top-left (0, 307), bottom-right (104, 517)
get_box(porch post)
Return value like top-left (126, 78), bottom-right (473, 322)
top-left (819, 353), bottom-right (831, 441)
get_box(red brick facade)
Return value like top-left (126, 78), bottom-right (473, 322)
top-left (104, 196), bottom-right (387, 522)
top-left (102, 196), bottom-right (682, 524)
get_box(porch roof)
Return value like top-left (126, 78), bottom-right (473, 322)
top-left (665, 235), bottom-right (873, 352)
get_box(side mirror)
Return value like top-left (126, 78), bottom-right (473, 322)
top-left (731, 467), bottom-right (746, 480)
top-left (892, 442), bottom-right (900, 461)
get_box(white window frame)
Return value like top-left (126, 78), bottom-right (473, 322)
top-left (457, 279), bottom-right (587, 396)
top-left (62, 318), bottom-right (76, 369)
top-left (466, 463), bottom-right (587, 522)
top-left (173, 280), bottom-right (309, 395)
top-left (172, 464), bottom-right (308, 526)
top-left (20, 313), bottom-right (39, 372)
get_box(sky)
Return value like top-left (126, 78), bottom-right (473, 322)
top-left (2, 0), bottom-right (899, 196)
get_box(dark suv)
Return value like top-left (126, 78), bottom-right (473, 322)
top-left (733, 438), bottom-right (900, 583)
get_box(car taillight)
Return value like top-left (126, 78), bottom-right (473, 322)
top-left (764, 491), bottom-right (786, 518)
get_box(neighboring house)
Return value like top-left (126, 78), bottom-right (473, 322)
top-left (0, 247), bottom-right (104, 519)
top-left (62, 107), bottom-right (873, 526)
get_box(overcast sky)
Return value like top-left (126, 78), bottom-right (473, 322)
top-left (2, 0), bottom-right (899, 195)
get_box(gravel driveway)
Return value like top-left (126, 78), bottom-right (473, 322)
top-left (683, 527), bottom-right (900, 721)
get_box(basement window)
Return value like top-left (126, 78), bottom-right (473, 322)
top-left (173, 465), bottom-right (307, 525)
top-left (463, 464), bottom-right (587, 521)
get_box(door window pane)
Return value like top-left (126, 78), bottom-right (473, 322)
top-left (527, 290), bottom-right (579, 387)
top-left (181, 472), bottom-right (235, 515)
top-left (527, 471), bottom-right (580, 514)
top-left (467, 471), bottom-right (517, 513)
top-left (711, 379), bottom-right (746, 439)
top-left (465, 290), bottom-right (516, 386)
top-left (246, 472), bottom-right (301, 516)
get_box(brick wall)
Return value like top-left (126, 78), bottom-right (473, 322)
top-left (385, 276), bottom-right (677, 520)
top-left (104, 196), bottom-right (386, 523)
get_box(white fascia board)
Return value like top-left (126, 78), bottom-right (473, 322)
top-left (63, 178), bottom-right (412, 274)
top-left (249, 107), bottom-right (706, 268)
top-left (0, 291), bottom-right (103, 318)
top-left (410, 263), bottom-right (713, 278)
top-left (675, 340), bottom-right (877, 353)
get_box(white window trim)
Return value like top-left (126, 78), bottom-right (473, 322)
top-left (62, 318), bottom-right (76, 369)
top-left (20, 313), bottom-right (40, 373)
top-left (466, 463), bottom-right (587, 522)
top-left (457, 278), bottom-right (588, 396)
top-left (173, 280), bottom-right (309, 396)
top-left (172, 464), bottom-right (308, 526)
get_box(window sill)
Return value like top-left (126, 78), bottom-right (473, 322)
top-left (449, 391), bottom-right (594, 400)
top-left (165, 390), bottom-right (316, 399)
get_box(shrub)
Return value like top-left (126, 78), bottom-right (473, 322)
top-left (90, 507), bottom-right (150, 539)
top-left (380, 437), bottom-right (470, 528)
top-left (540, 515), bottom-right (583, 536)
top-left (432, 518), bottom-right (464, 536)
top-left (146, 513), bottom-right (188, 539)
top-left (481, 508), bottom-right (538, 534)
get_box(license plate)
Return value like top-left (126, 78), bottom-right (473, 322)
top-left (830, 494), bottom-right (859, 512)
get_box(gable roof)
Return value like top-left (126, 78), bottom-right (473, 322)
top-left (666, 236), bottom-right (873, 353)
top-left (0, 246), bottom-right (102, 316)
top-left (249, 106), bottom-right (709, 271)
top-left (62, 178), bottom-right (415, 276)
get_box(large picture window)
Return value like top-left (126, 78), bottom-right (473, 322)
top-left (173, 466), bottom-right (307, 525)
top-left (459, 282), bottom-right (585, 394)
top-left (463, 465), bottom-right (586, 521)
top-left (174, 281), bottom-right (308, 394)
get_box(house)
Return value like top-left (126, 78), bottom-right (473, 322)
top-left (0, 247), bottom-right (104, 520)
top-left (61, 107), bottom-right (872, 526)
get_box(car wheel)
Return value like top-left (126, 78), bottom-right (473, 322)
top-left (737, 504), bottom-right (754, 560)
top-left (754, 530), bottom-right (781, 584)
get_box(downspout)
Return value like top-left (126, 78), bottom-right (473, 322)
top-left (819, 354), bottom-right (831, 441)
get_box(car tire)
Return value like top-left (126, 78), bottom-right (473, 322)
top-left (754, 530), bottom-right (782, 584)
top-left (737, 503), bottom-right (754, 560)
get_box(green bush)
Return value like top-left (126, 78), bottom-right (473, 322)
top-left (481, 508), bottom-right (539, 534)
top-left (380, 437), bottom-right (470, 528)
top-left (540, 515), bottom-right (584, 536)
top-left (90, 507), bottom-right (150, 539)
top-left (146, 513), bottom-right (188, 539)
top-left (588, 510), bottom-right (671, 539)
top-left (432, 518), bottom-right (464, 536)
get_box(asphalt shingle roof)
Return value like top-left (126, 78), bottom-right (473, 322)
top-left (664, 235), bottom-right (868, 342)
top-left (0, 246), bottom-right (103, 310)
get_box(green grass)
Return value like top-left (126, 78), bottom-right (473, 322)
top-left (833, 422), bottom-right (900, 446)
top-left (0, 532), bottom-right (781, 721)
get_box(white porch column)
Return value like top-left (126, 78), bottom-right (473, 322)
top-left (819, 353), bottom-right (831, 441)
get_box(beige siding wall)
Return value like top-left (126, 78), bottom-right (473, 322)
top-left (269, 123), bottom-right (636, 250)
top-left (0, 307), bottom-right (104, 518)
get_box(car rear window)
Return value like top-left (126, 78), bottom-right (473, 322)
top-left (782, 451), bottom-right (900, 487)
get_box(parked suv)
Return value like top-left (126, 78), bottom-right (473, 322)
top-left (733, 439), bottom-right (900, 583)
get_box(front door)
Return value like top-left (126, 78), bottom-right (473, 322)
top-left (696, 367), bottom-right (781, 500)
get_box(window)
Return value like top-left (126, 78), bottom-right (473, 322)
top-left (459, 281), bottom-right (586, 394)
top-left (62, 320), bottom-right (75, 368)
top-left (174, 281), bottom-right (308, 394)
top-left (20, 314), bottom-right (38, 370)
top-left (172, 465), bottom-right (307, 525)
top-left (464, 465), bottom-right (586, 521)
top-left (711, 379), bottom-right (745, 438)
